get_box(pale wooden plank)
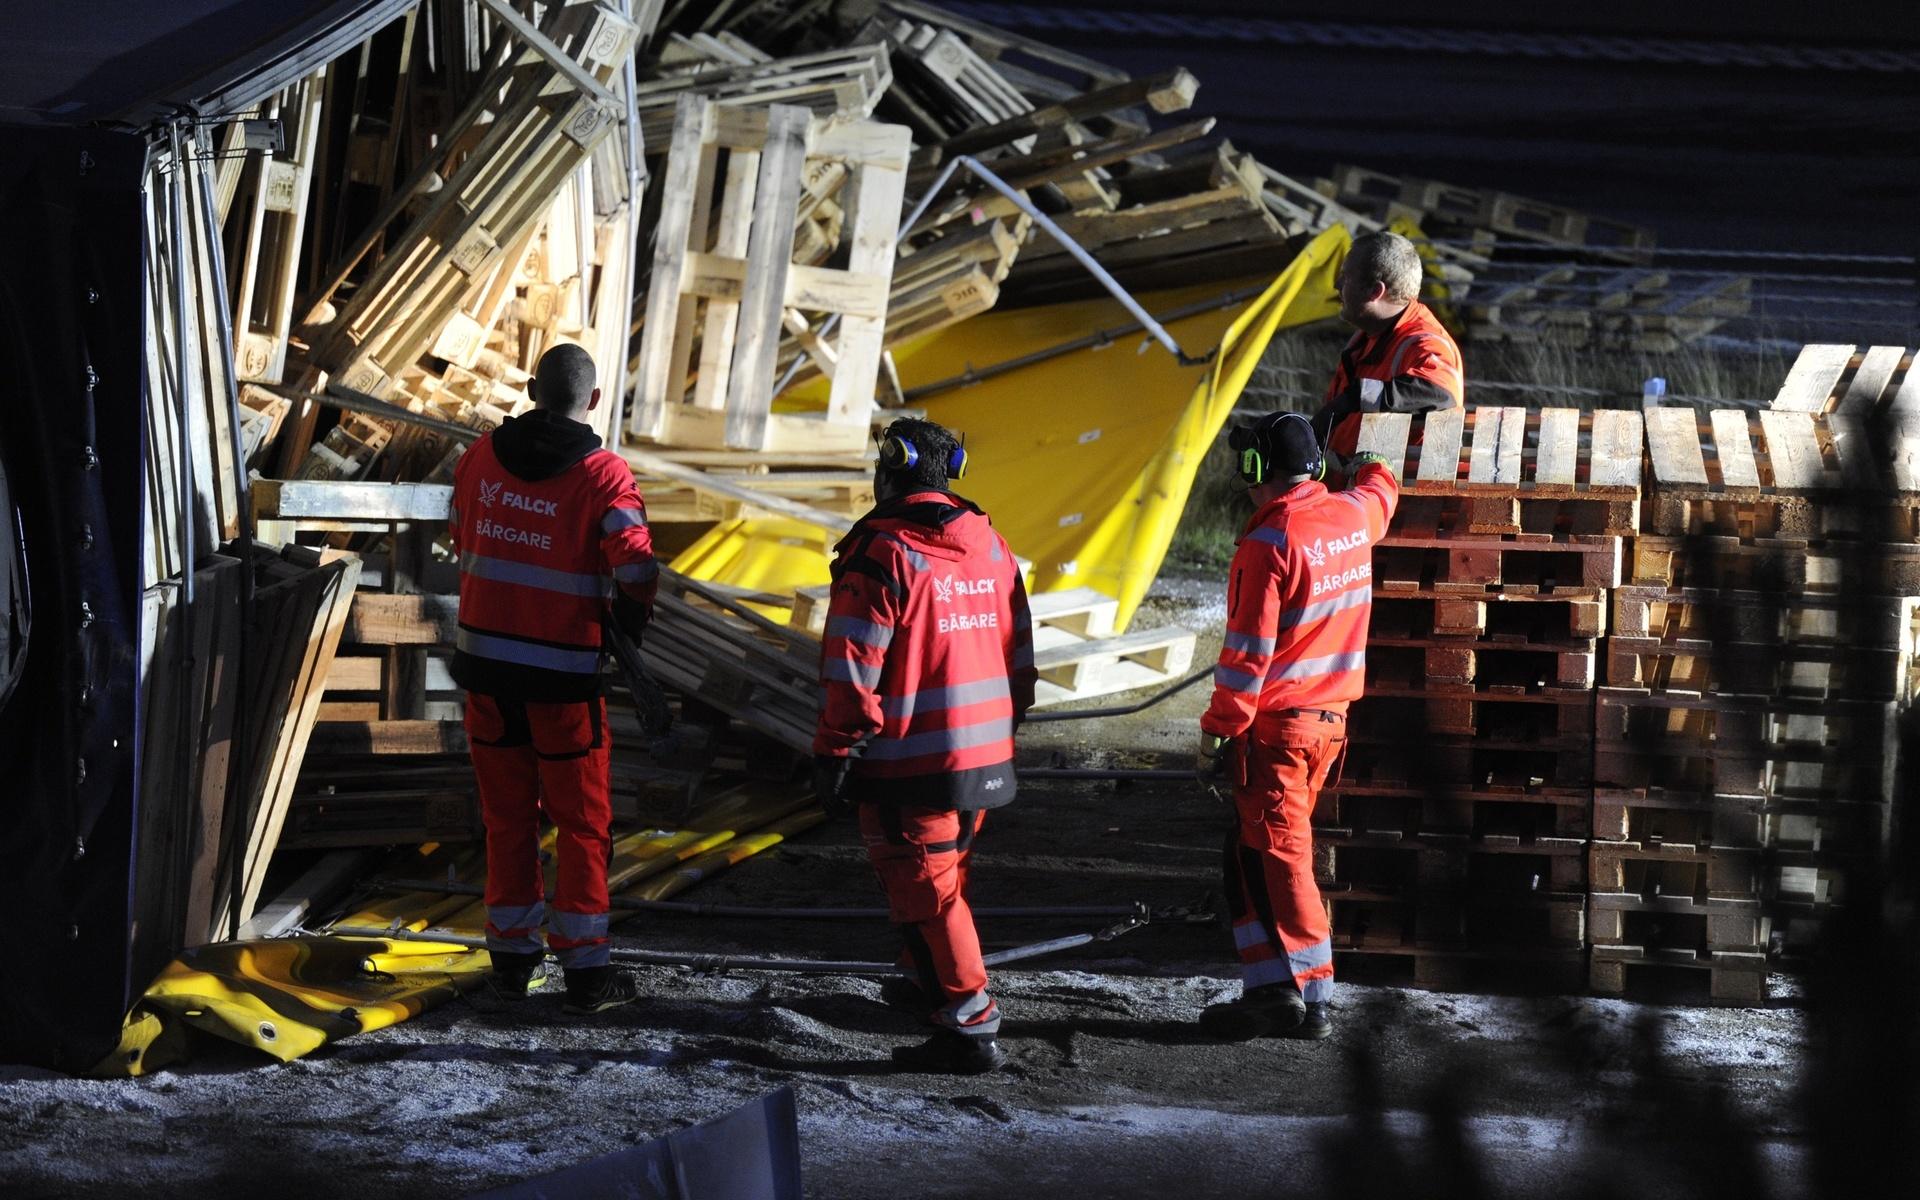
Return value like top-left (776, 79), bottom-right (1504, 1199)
top-left (1587, 410), bottom-right (1645, 492)
top-left (1758, 410), bottom-right (1823, 489)
top-left (1415, 407), bottom-right (1464, 485)
top-left (1532, 407), bottom-right (1580, 492)
top-left (1466, 406), bottom-right (1524, 486)
top-left (1885, 420), bottom-right (1920, 493)
top-left (1770, 343), bottom-right (1853, 412)
top-left (1708, 409), bottom-right (1761, 490)
top-left (1888, 352), bottom-right (1920, 415)
top-left (691, 147), bottom-right (760, 411)
top-left (253, 479), bottom-right (452, 522)
top-left (1353, 412), bottom-right (1412, 482)
top-left (630, 94), bottom-right (714, 439)
top-left (1836, 345), bottom-right (1905, 416)
top-left (824, 121), bottom-right (912, 428)
top-left (1643, 406), bottom-right (1709, 486)
top-left (723, 103), bottom-right (811, 450)
top-left (1825, 415), bottom-right (1883, 490)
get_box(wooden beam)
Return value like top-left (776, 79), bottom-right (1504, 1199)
top-left (937, 68), bottom-right (1199, 158)
top-left (621, 446), bottom-right (857, 533)
top-left (253, 478), bottom-right (453, 522)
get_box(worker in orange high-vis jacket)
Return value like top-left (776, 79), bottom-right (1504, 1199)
top-left (1311, 230), bottom-right (1464, 466)
top-left (813, 417), bottom-right (1036, 1076)
top-left (1196, 411), bottom-right (1398, 1041)
top-left (450, 343), bottom-right (658, 1016)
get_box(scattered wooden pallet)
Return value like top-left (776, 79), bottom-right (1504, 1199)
top-left (1588, 947), bottom-right (1768, 1005)
top-left (628, 96), bottom-right (911, 452)
top-left (1371, 591), bottom-right (1607, 641)
top-left (1626, 535), bottom-right (1920, 594)
top-left (1591, 789), bottom-right (1890, 854)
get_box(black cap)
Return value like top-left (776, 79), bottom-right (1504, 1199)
top-left (1229, 411), bottom-right (1322, 482)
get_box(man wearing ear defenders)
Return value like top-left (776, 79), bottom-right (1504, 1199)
top-left (1196, 411), bottom-right (1398, 1041)
top-left (812, 418), bottom-right (1037, 1075)
top-left (1311, 230), bottom-right (1463, 471)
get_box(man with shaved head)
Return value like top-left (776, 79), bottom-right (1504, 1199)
top-left (450, 344), bottom-right (657, 1015)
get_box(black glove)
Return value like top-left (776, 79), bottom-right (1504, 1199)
top-left (612, 589), bottom-right (652, 641)
top-left (812, 754), bottom-right (854, 818)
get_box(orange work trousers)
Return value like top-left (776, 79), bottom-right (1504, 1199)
top-left (859, 803), bottom-right (1000, 1038)
top-left (1222, 708), bottom-right (1345, 1004)
top-left (466, 692), bottom-right (613, 970)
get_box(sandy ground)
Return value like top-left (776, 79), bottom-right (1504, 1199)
top-left (0, 573), bottom-right (1815, 1198)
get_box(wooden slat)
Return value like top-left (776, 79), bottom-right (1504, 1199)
top-left (1643, 406), bottom-right (1709, 485)
top-left (1532, 407), bottom-right (1580, 492)
top-left (1708, 409), bottom-right (1762, 490)
top-left (253, 478), bottom-right (452, 521)
top-left (308, 719), bottom-right (468, 756)
top-left (1836, 345), bottom-right (1906, 416)
top-left (1466, 406), bottom-right (1524, 486)
top-left (1888, 353), bottom-right (1920, 415)
top-left (1416, 407), bottom-right (1464, 484)
top-left (345, 594), bottom-right (459, 645)
top-left (1770, 343), bottom-right (1854, 412)
top-left (723, 103), bottom-right (812, 449)
top-left (1825, 416), bottom-right (1883, 490)
top-left (1886, 424), bottom-right (1920, 493)
top-left (630, 94), bottom-right (714, 439)
top-left (1758, 410), bottom-right (1823, 489)
top-left (1588, 410), bottom-right (1644, 492)
top-left (1353, 412), bottom-right (1412, 482)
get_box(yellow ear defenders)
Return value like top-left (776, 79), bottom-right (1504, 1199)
top-left (879, 431), bottom-right (969, 479)
top-left (1230, 412), bottom-right (1322, 485)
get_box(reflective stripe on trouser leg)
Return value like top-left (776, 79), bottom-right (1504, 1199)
top-left (530, 697), bottom-right (614, 972)
top-left (469, 694), bottom-right (547, 957)
top-left (1233, 716), bottom-right (1342, 1004)
top-left (934, 988), bottom-right (1001, 1039)
top-left (859, 804), bottom-right (992, 1015)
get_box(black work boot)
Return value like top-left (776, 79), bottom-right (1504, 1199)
top-left (891, 1031), bottom-right (1007, 1075)
top-left (1198, 983), bottom-right (1306, 1041)
top-left (1286, 1001), bottom-right (1333, 1041)
top-left (483, 951), bottom-right (548, 1004)
top-left (562, 966), bottom-right (641, 1015)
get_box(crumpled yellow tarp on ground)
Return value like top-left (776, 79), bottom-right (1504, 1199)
top-left (677, 225), bottom-right (1350, 630)
top-left (98, 937), bottom-right (486, 1077)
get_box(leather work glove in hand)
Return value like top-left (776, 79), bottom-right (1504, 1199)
top-left (612, 589), bottom-right (653, 641)
top-left (811, 754), bottom-right (855, 819)
top-left (1196, 732), bottom-right (1234, 802)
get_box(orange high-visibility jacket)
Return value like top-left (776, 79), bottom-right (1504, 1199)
top-left (1201, 461), bottom-right (1400, 737)
top-left (1315, 300), bottom-right (1464, 458)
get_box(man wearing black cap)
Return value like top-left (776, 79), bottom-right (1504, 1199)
top-left (1196, 411), bottom-right (1398, 1040)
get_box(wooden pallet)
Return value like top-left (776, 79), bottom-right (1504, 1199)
top-left (227, 68), bottom-right (327, 385)
top-left (1317, 778), bottom-right (1590, 841)
top-left (1313, 830), bottom-right (1588, 894)
top-left (1626, 534), bottom-right (1920, 595)
top-left (1769, 342), bottom-right (1917, 419)
top-left (1341, 726), bottom-right (1592, 788)
top-left (1642, 403), bottom-right (1920, 540)
top-left (1592, 789), bottom-right (1890, 854)
top-left (1594, 689), bottom-right (1898, 804)
top-left (1589, 947), bottom-right (1768, 1005)
top-left (1355, 687), bottom-right (1595, 739)
top-left (1325, 896), bottom-right (1589, 967)
top-left (1374, 539), bottom-right (1621, 595)
top-left (1371, 590), bottom-right (1606, 641)
top-left (628, 96), bottom-right (911, 452)
top-left (1356, 407), bottom-right (1642, 528)
top-left (634, 44), bottom-right (892, 146)
top-left (1368, 640), bottom-right (1596, 693)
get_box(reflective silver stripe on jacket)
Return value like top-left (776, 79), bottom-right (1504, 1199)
top-left (1214, 664), bottom-right (1263, 694)
top-left (881, 677), bottom-right (1010, 721)
top-left (1244, 526), bottom-right (1287, 548)
top-left (457, 628), bottom-right (602, 674)
top-left (824, 657), bottom-right (885, 689)
top-left (877, 533), bottom-right (930, 572)
top-left (826, 615), bottom-right (894, 648)
top-left (1277, 586), bottom-right (1371, 630)
top-left (602, 507), bottom-right (648, 532)
top-left (1267, 651), bottom-right (1366, 682)
top-left (863, 715), bottom-right (1013, 761)
top-left (461, 551), bottom-right (606, 597)
top-left (1390, 332), bottom-right (1439, 376)
top-left (613, 559), bottom-right (658, 584)
top-left (1224, 630), bottom-right (1276, 655)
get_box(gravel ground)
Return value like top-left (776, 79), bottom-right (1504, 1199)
top-left (0, 571), bottom-right (1816, 1198)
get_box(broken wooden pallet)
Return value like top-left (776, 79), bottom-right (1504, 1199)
top-left (629, 96), bottom-right (911, 453)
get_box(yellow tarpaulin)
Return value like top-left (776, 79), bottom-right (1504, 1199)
top-left (673, 225), bottom-right (1350, 630)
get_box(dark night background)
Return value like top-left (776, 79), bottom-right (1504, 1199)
top-left (945, 1), bottom-right (1920, 257)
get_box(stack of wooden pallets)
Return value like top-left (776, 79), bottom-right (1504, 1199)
top-left (1333, 407), bottom-right (1643, 990)
top-left (1618, 343), bottom-right (1920, 997)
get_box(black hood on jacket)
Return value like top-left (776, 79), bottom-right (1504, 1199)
top-left (491, 408), bottom-right (602, 481)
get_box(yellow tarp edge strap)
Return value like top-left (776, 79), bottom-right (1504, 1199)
top-left (669, 228), bottom-right (1351, 631)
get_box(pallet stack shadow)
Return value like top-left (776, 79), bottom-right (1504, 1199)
top-left (1620, 343), bottom-right (1920, 1000)
top-left (1333, 407), bottom-right (1642, 989)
